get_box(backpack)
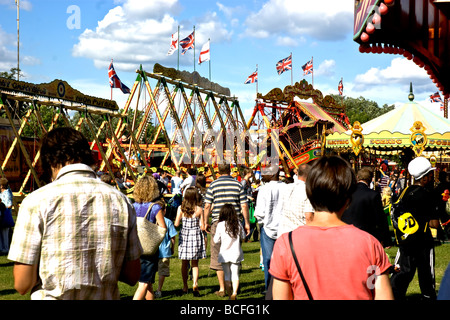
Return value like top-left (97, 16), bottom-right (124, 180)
top-left (390, 186), bottom-right (422, 245)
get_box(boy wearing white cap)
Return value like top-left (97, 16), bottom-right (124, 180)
top-left (390, 157), bottom-right (440, 300)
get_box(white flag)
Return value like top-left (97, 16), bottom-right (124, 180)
top-left (198, 40), bottom-right (210, 64)
top-left (167, 32), bottom-right (178, 56)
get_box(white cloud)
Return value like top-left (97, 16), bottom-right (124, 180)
top-left (276, 36), bottom-right (305, 47)
top-left (0, 25), bottom-right (40, 74)
top-left (72, 0), bottom-right (233, 72)
top-left (315, 59), bottom-right (336, 77)
top-left (243, 0), bottom-right (354, 42)
top-left (353, 57), bottom-right (433, 94)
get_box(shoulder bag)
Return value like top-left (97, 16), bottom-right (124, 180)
top-left (289, 231), bottom-right (313, 300)
top-left (137, 203), bottom-right (167, 256)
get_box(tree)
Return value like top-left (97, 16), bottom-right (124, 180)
top-left (0, 68), bottom-right (24, 80)
top-left (330, 94), bottom-right (395, 125)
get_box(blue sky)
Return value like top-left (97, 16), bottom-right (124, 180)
top-left (0, 0), bottom-right (445, 121)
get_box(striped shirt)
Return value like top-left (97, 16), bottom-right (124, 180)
top-left (8, 164), bottom-right (142, 300)
top-left (204, 175), bottom-right (247, 223)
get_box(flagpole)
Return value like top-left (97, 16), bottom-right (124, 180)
top-left (177, 25), bottom-right (180, 71)
top-left (110, 59), bottom-right (113, 101)
top-left (311, 56), bottom-right (314, 88)
top-left (208, 38), bottom-right (211, 82)
top-left (16, 0), bottom-right (20, 80)
top-left (256, 64), bottom-right (259, 97)
top-left (193, 26), bottom-right (196, 72)
top-left (290, 52), bottom-right (293, 86)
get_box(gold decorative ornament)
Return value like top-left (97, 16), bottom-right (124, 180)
top-left (350, 121), bottom-right (364, 156)
top-left (410, 121), bottom-right (427, 157)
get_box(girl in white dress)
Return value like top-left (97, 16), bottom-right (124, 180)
top-left (213, 204), bottom-right (246, 300)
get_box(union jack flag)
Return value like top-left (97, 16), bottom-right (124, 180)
top-left (430, 91), bottom-right (442, 103)
top-left (338, 78), bottom-right (344, 96)
top-left (302, 58), bottom-right (313, 76)
top-left (180, 31), bottom-right (195, 55)
top-left (245, 70), bottom-right (258, 84)
top-left (276, 54), bottom-right (292, 75)
top-left (108, 62), bottom-right (131, 94)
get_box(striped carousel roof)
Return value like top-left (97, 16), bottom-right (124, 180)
top-left (358, 100), bottom-right (450, 135)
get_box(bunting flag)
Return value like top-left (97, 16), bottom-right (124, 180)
top-left (245, 70), bottom-right (258, 84)
top-left (167, 32), bottom-right (178, 56)
top-left (302, 58), bottom-right (313, 76)
top-left (108, 61), bottom-right (131, 94)
top-left (338, 78), bottom-right (344, 96)
top-left (198, 40), bottom-right (210, 64)
top-left (180, 31), bottom-right (195, 55)
top-left (276, 54), bottom-right (292, 75)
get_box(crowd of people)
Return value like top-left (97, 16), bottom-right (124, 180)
top-left (2, 127), bottom-right (450, 300)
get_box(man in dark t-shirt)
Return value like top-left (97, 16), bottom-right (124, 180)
top-left (390, 157), bottom-right (440, 300)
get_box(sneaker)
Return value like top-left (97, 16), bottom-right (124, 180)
top-left (154, 290), bottom-right (162, 298)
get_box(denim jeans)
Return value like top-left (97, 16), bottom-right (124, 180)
top-left (260, 227), bottom-right (276, 291)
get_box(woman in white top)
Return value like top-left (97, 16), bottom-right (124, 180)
top-left (213, 204), bottom-right (246, 300)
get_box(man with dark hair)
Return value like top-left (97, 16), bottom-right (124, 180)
top-left (203, 163), bottom-right (249, 297)
top-left (8, 127), bottom-right (142, 299)
top-left (341, 167), bottom-right (391, 247)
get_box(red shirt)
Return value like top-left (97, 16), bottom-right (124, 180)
top-left (269, 224), bottom-right (392, 300)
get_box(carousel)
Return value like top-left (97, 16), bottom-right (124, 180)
top-left (326, 85), bottom-right (450, 173)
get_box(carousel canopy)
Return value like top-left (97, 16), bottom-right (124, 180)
top-left (326, 93), bottom-right (450, 155)
top-left (294, 97), bottom-right (348, 134)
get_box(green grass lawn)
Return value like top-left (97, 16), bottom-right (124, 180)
top-left (0, 237), bottom-right (448, 300)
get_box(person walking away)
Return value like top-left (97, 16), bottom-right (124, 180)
top-left (132, 176), bottom-right (167, 300)
top-left (8, 127), bottom-right (141, 299)
top-left (0, 178), bottom-right (14, 254)
top-left (180, 168), bottom-right (197, 196)
top-left (241, 168), bottom-right (256, 242)
top-left (270, 156), bottom-right (394, 300)
top-left (170, 170), bottom-right (184, 195)
top-left (277, 164), bottom-right (314, 236)
top-left (155, 201), bottom-right (177, 298)
top-left (203, 163), bottom-right (250, 297)
top-left (390, 157), bottom-right (440, 300)
top-left (254, 170), bottom-right (286, 291)
top-left (175, 187), bottom-right (206, 296)
top-left (341, 167), bottom-right (392, 247)
top-left (213, 204), bottom-right (246, 300)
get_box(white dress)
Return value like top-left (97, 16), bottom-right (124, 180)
top-left (213, 221), bottom-right (245, 263)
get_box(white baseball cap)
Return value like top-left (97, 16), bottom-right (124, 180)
top-left (408, 157), bottom-right (436, 180)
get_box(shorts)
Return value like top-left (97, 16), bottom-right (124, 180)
top-left (209, 221), bottom-right (223, 271)
top-left (139, 253), bottom-right (159, 284)
top-left (158, 258), bottom-right (171, 277)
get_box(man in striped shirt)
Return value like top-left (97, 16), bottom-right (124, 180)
top-left (203, 163), bottom-right (249, 297)
top-left (8, 127), bottom-right (142, 299)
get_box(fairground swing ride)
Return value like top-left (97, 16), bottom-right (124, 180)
top-left (0, 63), bottom-right (258, 208)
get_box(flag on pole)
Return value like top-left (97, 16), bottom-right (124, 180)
top-left (198, 40), bottom-right (210, 64)
top-left (430, 91), bottom-right (444, 111)
top-left (108, 61), bottom-right (131, 94)
top-left (302, 58), bottom-right (313, 76)
top-left (180, 31), bottom-right (195, 55)
top-left (338, 78), bottom-right (344, 96)
top-left (167, 32), bottom-right (178, 56)
top-left (430, 91), bottom-right (442, 103)
top-left (276, 54), bottom-right (292, 75)
top-left (245, 70), bottom-right (258, 84)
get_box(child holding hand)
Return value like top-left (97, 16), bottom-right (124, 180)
top-left (213, 204), bottom-right (246, 300)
